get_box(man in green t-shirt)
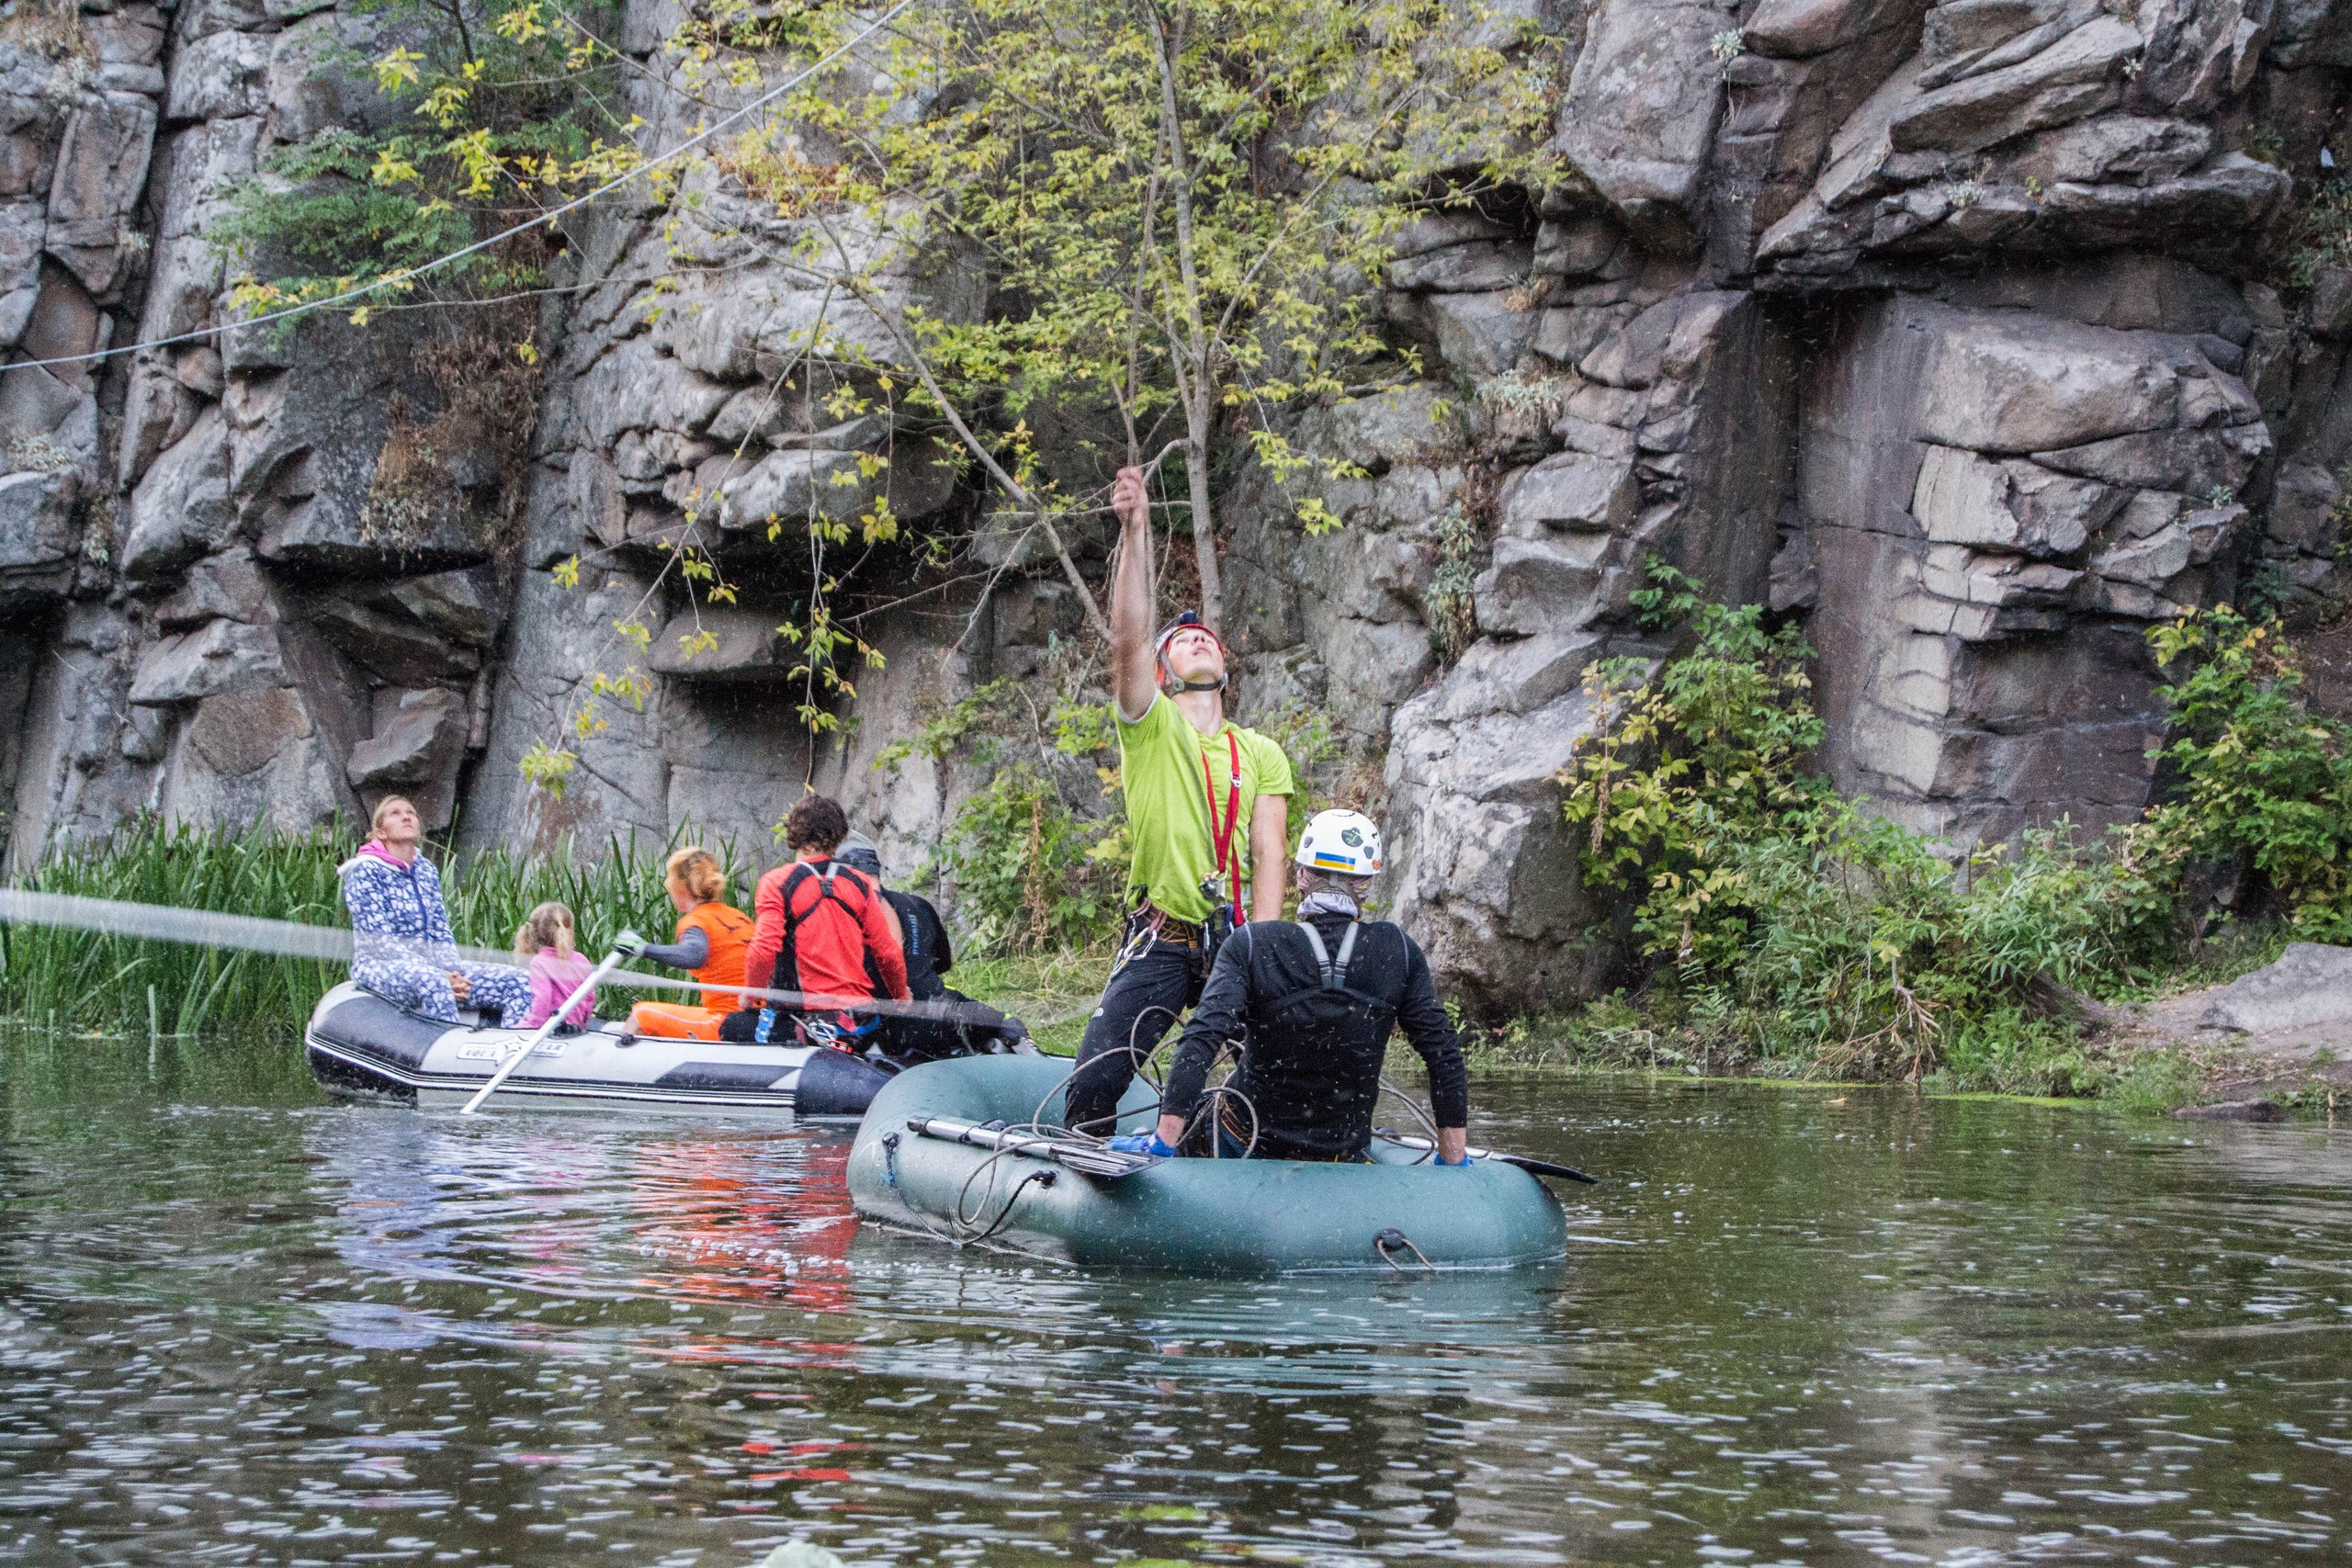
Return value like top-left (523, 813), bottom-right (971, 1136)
top-left (1062, 463), bottom-right (1295, 1134)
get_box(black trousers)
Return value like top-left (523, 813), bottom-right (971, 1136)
top-left (1063, 939), bottom-right (1206, 1134)
top-left (880, 987), bottom-right (1021, 1063)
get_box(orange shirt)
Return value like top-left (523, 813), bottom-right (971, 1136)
top-left (677, 900), bottom-right (755, 1010)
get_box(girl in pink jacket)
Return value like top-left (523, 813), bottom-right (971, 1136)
top-left (515, 902), bottom-right (598, 1029)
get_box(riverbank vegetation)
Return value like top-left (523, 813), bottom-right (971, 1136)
top-left (4, 573), bottom-right (2342, 1105)
top-left (1544, 563), bottom-right (2351, 1100)
top-left (0, 823), bottom-right (679, 1036)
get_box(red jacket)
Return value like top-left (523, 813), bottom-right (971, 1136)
top-left (743, 856), bottom-right (909, 1013)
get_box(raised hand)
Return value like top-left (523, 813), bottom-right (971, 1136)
top-left (1112, 465), bottom-right (1149, 533)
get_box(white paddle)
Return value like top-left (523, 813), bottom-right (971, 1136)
top-left (458, 949), bottom-right (627, 1116)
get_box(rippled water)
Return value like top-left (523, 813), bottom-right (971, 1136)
top-left (2, 1032), bottom-right (2348, 1566)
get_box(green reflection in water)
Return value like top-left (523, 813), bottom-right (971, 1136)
top-left (2, 1031), bottom-right (2347, 1565)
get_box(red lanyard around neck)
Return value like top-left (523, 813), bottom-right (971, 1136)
top-left (1202, 731), bottom-right (1244, 921)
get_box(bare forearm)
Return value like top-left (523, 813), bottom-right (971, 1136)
top-left (1249, 798), bottom-right (1289, 923)
top-left (1109, 468), bottom-right (1156, 716)
top-left (1113, 513), bottom-right (1152, 646)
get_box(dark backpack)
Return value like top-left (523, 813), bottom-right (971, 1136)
top-left (1260, 920), bottom-right (1396, 1043)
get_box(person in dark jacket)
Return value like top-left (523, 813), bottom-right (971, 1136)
top-left (1106, 808), bottom-right (1469, 1164)
top-left (833, 832), bottom-right (1029, 1061)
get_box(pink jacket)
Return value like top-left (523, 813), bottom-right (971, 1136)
top-left (524, 947), bottom-right (598, 1028)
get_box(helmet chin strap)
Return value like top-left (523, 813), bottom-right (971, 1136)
top-left (1162, 672), bottom-right (1227, 694)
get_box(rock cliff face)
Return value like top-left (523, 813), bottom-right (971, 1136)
top-left (1227, 0), bottom-right (2351, 1004)
top-left (1, 0), bottom-right (2346, 1012)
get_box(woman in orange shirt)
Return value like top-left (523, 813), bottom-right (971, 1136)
top-left (623, 847), bottom-right (756, 1040)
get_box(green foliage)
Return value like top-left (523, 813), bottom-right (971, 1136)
top-left (938, 766), bottom-right (1128, 953)
top-left (1559, 576), bottom-right (2352, 1085)
top-left (211, 0), bottom-right (641, 312)
top-left (728, 0), bottom-right (1556, 610)
top-left (0, 820), bottom-right (350, 1037)
top-left (0, 818), bottom-right (694, 1035)
top-left (2281, 173), bottom-right (2352, 291)
top-left (1560, 561), bottom-right (2143, 1080)
top-left (880, 678), bottom-right (1131, 953)
top-left (208, 129), bottom-right (487, 305)
top-left (1562, 561), bottom-right (1829, 965)
top-left (1426, 499), bottom-right (1485, 662)
top-left (2132, 608), bottom-right (2352, 941)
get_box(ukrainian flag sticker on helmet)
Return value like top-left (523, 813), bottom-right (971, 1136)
top-left (1296, 808), bottom-right (1383, 876)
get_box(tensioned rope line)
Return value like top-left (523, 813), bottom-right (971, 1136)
top-left (0, 886), bottom-right (1048, 1027)
top-left (0, 0), bottom-right (922, 379)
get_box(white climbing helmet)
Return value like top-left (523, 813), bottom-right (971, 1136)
top-left (1296, 808), bottom-right (1383, 877)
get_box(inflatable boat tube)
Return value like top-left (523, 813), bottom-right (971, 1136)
top-left (303, 981), bottom-right (893, 1118)
top-left (847, 1055), bottom-right (1568, 1273)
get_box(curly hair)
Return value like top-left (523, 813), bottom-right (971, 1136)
top-left (664, 846), bottom-right (728, 903)
top-left (783, 794), bottom-right (850, 854)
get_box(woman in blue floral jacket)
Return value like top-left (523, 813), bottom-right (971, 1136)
top-left (341, 796), bottom-right (535, 1025)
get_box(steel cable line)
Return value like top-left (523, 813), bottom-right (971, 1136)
top-left (0, 0), bottom-right (922, 379)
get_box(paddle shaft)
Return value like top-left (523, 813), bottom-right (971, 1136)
top-left (1375, 1130), bottom-right (1599, 1184)
top-left (459, 950), bottom-right (627, 1115)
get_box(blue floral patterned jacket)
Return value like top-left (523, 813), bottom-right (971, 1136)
top-left (341, 846), bottom-right (460, 978)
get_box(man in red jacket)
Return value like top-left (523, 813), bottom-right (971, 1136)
top-left (721, 795), bottom-right (908, 1047)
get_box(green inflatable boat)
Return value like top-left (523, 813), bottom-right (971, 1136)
top-left (846, 1055), bottom-right (1569, 1274)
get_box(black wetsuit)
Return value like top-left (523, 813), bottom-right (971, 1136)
top-left (1161, 910), bottom-right (1467, 1160)
top-left (876, 888), bottom-right (1023, 1061)
top-left (883, 889), bottom-right (953, 999)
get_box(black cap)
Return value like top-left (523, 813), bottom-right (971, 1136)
top-left (835, 831), bottom-right (884, 879)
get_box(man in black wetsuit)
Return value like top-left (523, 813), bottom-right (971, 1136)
top-left (1106, 809), bottom-right (1470, 1164)
top-left (834, 833), bottom-right (1029, 1062)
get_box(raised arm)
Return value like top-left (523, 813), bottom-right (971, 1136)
top-left (1109, 466), bottom-right (1158, 723)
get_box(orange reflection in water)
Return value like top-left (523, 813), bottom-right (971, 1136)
top-left (626, 1134), bottom-right (859, 1314)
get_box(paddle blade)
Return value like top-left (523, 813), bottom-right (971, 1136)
top-left (1374, 1129), bottom-right (1599, 1185)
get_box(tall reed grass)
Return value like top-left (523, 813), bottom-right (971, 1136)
top-left (0, 819), bottom-right (744, 1034)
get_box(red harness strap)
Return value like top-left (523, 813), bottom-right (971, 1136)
top-left (1201, 732), bottom-right (1245, 923)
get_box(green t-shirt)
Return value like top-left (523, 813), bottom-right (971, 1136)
top-left (1116, 694), bottom-right (1295, 924)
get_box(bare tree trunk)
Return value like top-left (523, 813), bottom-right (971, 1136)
top-left (1182, 400), bottom-right (1221, 627)
top-left (1147, 4), bottom-right (1222, 629)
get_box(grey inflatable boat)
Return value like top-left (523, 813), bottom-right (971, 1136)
top-left (303, 982), bottom-right (893, 1117)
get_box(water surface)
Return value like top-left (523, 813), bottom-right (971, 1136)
top-left (2, 1032), bottom-right (2346, 1565)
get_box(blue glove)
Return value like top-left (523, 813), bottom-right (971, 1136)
top-left (1105, 1132), bottom-right (1176, 1157)
top-left (1435, 1151), bottom-right (1474, 1168)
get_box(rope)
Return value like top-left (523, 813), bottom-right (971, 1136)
top-left (0, 887), bottom-right (1022, 1029)
top-left (1, 0), bottom-right (922, 378)
top-left (966, 1168), bottom-right (1055, 1243)
top-left (1377, 1073), bottom-right (1445, 1162)
top-left (1374, 1227), bottom-right (1434, 1273)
